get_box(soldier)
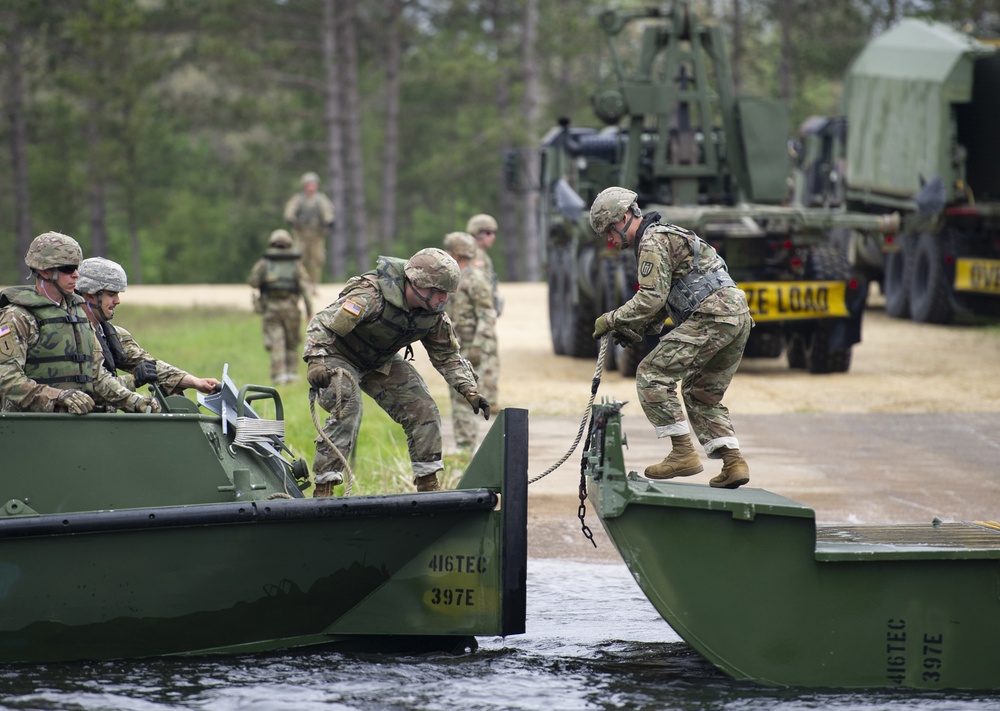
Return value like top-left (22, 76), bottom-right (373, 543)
top-left (465, 213), bottom-right (501, 407)
top-left (0, 232), bottom-right (159, 415)
top-left (303, 248), bottom-right (490, 496)
top-left (283, 171), bottom-right (335, 284)
top-left (76, 257), bottom-right (221, 405)
top-left (248, 229), bottom-right (314, 385)
top-left (589, 187), bottom-right (753, 489)
top-left (443, 231), bottom-right (497, 453)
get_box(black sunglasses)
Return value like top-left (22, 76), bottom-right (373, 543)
top-left (55, 265), bottom-right (79, 274)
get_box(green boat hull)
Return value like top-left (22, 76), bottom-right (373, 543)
top-left (0, 382), bottom-right (526, 662)
top-left (586, 401), bottom-right (1000, 690)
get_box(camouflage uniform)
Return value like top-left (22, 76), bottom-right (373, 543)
top-left (303, 255), bottom-right (478, 483)
top-left (466, 214), bottom-right (501, 407)
top-left (248, 233), bottom-right (314, 384)
top-left (283, 173), bottom-right (335, 284)
top-left (607, 218), bottom-right (752, 458)
top-left (444, 233), bottom-right (497, 451)
top-left (93, 323), bottom-right (193, 394)
top-left (0, 286), bottom-right (149, 413)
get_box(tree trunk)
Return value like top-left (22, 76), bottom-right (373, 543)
top-left (777, 0), bottom-right (795, 100)
top-left (491, 0), bottom-right (520, 282)
top-left (519, 0), bottom-right (541, 281)
top-left (85, 107), bottom-right (108, 256)
top-left (322, 0), bottom-right (347, 280)
top-left (3, 14), bottom-right (33, 264)
top-left (340, 0), bottom-right (369, 272)
top-left (379, 0), bottom-right (404, 255)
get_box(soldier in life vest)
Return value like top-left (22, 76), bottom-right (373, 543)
top-left (443, 231), bottom-right (497, 453)
top-left (0, 232), bottom-right (160, 415)
top-left (247, 229), bottom-right (314, 385)
top-left (283, 171), bottom-right (335, 284)
top-left (76, 257), bottom-right (221, 408)
top-left (589, 187), bottom-right (753, 489)
top-left (303, 248), bottom-right (490, 496)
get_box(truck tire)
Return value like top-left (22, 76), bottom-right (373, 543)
top-left (883, 249), bottom-right (911, 319)
top-left (805, 247), bottom-right (853, 373)
top-left (568, 247), bottom-right (599, 359)
top-left (785, 331), bottom-right (808, 369)
top-left (908, 231), bottom-right (954, 324)
top-left (547, 246), bottom-right (570, 355)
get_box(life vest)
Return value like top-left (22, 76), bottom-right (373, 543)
top-left (333, 257), bottom-right (441, 370)
top-left (0, 286), bottom-right (95, 390)
top-left (262, 251), bottom-right (301, 294)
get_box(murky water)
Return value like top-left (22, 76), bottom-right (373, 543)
top-left (1, 559), bottom-right (997, 711)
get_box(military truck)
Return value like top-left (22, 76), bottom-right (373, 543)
top-left (812, 18), bottom-right (1000, 324)
top-left (535, 3), bottom-right (895, 376)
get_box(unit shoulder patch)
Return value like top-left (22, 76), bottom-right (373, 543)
top-left (0, 323), bottom-right (15, 357)
top-left (637, 252), bottom-right (662, 288)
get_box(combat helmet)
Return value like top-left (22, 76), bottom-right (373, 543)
top-left (589, 187), bottom-right (639, 236)
top-left (268, 229), bottom-right (294, 249)
top-left (301, 171), bottom-right (320, 186)
top-left (404, 248), bottom-right (462, 293)
top-left (25, 232), bottom-right (83, 272)
top-left (76, 257), bottom-right (128, 294)
top-left (443, 232), bottom-right (478, 260)
top-left (465, 214), bottom-right (498, 236)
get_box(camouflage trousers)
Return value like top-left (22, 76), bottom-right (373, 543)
top-left (312, 352), bottom-right (443, 479)
top-left (261, 299), bottom-right (303, 384)
top-left (293, 226), bottom-right (326, 284)
top-left (635, 311), bottom-right (752, 459)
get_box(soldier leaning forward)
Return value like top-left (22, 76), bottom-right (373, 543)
top-left (248, 229), bottom-right (314, 385)
top-left (0, 232), bottom-right (158, 415)
top-left (590, 186), bottom-right (753, 490)
top-left (303, 248), bottom-right (490, 495)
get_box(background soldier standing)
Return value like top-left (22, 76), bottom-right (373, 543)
top-left (283, 171), bottom-right (335, 283)
top-left (303, 248), bottom-right (490, 496)
top-left (464, 213), bottom-right (501, 407)
top-left (443, 231), bottom-right (497, 453)
top-left (590, 187), bottom-right (753, 489)
top-left (248, 229), bottom-right (314, 384)
top-left (76, 256), bottom-right (221, 404)
top-left (0, 232), bottom-right (159, 415)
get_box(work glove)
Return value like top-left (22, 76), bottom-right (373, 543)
top-left (612, 325), bottom-right (643, 346)
top-left (465, 391), bottom-right (491, 421)
top-left (593, 312), bottom-right (613, 340)
top-left (56, 389), bottom-right (94, 416)
top-left (307, 359), bottom-right (331, 390)
top-left (133, 359), bottom-right (158, 387)
top-left (125, 392), bottom-right (162, 414)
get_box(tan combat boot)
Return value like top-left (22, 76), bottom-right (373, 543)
top-left (644, 434), bottom-right (704, 480)
top-left (312, 471), bottom-right (344, 498)
top-left (710, 448), bottom-right (750, 489)
top-left (415, 471), bottom-right (442, 492)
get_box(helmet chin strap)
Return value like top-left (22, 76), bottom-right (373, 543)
top-left (87, 293), bottom-right (112, 323)
top-left (408, 282), bottom-right (446, 313)
top-left (39, 273), bottom-right (74, 303)
top-left (611, 212), bottom-right (637, 251)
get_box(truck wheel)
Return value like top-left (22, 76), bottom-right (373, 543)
top-left (547, 247), bottom-right (570, 355)
top-left (908, 231), bottom-right (954, 324)
top-left (786, 331), bottom-right (808, 369)
top-left (806, 324), bottom-right (852, 374)
top-left (883, 249), bottom-right (910, 319)
top-left (568, 247), bottom-right (599, 359)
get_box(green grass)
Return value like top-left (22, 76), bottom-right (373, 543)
top-left (119, 306), bottom-right (467, 495)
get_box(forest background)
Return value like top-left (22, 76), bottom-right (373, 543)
top-left (1, 0), bottom-right (996, 288)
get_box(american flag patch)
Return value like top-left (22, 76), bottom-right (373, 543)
top-left (0, 325), bottom-right (9, 337)
top-left (342, 300), bottom-right (363, 316)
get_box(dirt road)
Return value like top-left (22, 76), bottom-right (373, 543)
top-left (124, 282), bottom-right (1000, 561)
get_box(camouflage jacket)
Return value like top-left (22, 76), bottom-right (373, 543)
top-left (446, 263), bottom-right (496, 355)
top-left (92, 322), bottom-right (192, 396)
top-left (472, 246), bottom-right (502, 314)
top-left (304, 256), bottom-right (477, 396)
top-left (0, 287), bottom-right (142, 412)
top-left (283, 191), bottom-right (335, 229)
top-left (609, 221), bottom-right (749, 334)
top-left (247, 252), bottom-right (314, 314)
